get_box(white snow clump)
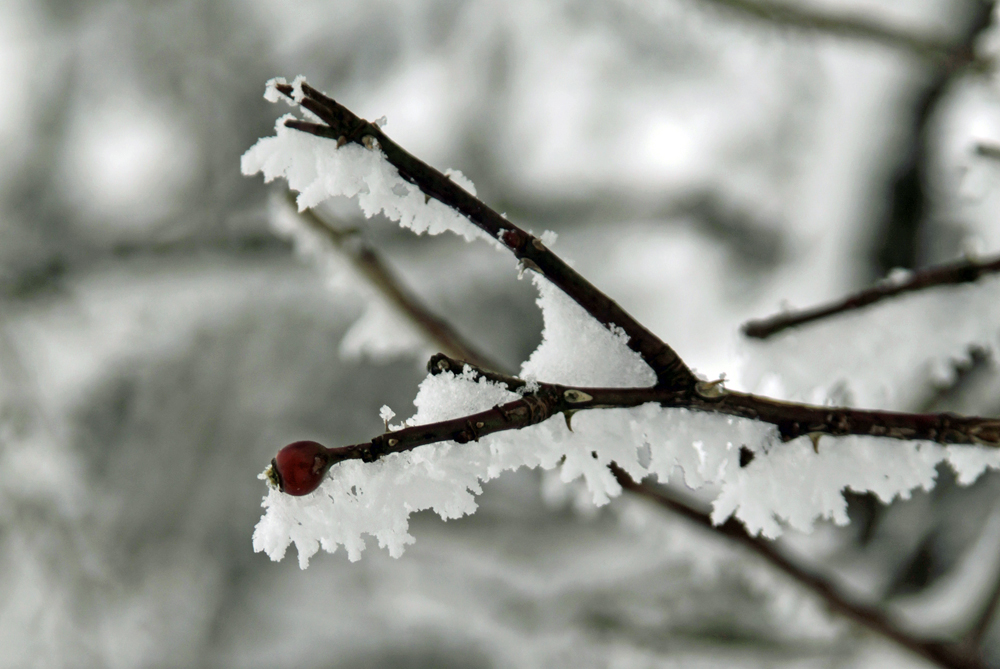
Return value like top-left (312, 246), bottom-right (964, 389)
top-left (242, 78), bottom-right (487, 243)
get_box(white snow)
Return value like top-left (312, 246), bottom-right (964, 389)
top-left (241, 92), bottom-right (489, 243)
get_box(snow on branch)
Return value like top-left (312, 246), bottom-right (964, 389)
top-left (243, 79), bottom-right (1000, 570)
top-left (241, 77), bottom-right (695, 389)
top-left (254, 345), bottom-right (1000, 565)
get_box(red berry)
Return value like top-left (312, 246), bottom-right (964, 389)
top-left (272, 440), bottom-right (332, 496)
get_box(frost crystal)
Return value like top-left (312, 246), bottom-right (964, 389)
top-left (241, 89), bottom-right (488, 243)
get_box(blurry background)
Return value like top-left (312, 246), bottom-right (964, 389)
top-left (2, 0), bottom-right (1000, 666)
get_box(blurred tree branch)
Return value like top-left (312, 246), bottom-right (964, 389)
top-left (705, 0), bottom-right (996, 279)
top-left (285, 194), bottom-right (504, 372)
top-left (702, 0), bottom-right (993, 65)
top-left (976, 142), bottom-right (1000, 160)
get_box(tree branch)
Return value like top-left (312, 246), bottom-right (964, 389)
top-left (614, 470), bottom-right (988, 669)
top-left (283, 194), bottom-right (504, 372)
top-left (976, 143), bottom-right (1000, 160)
top-left (287, 354), bottom-right (998, 479)
top-left (699, 0), bottom-right (990, 67)
top-left (275, 82), bottom-right (696, 390)
top-left (742, 251), bottom-right (1000, 339)
top-left (260, 82), bottom-right (999, 669)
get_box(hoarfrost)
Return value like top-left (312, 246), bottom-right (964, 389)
top-left (246, 81), bottom-right (1000, 567)
top-left (241, 86), bottom-right (488, 243)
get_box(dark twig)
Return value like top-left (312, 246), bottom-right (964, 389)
top-left (615, 471), bottom-right (987, 669)
top-left (742, 252), bottom-right (1000, 339)
top-left (308, 354), bottom-right (1000, 473)
top-left (275, 82), bottom-right (696, 390)
top-left (966, 521), bottom-right (1000, 648)
top-left (976, 143), bottom-right (1000, 160)
top-left (869, 1), bottom-right (994, 279)
top-left (434, 355), bottom-right (1000, 447)
top-left (701, 0), bottom-right (990, 66)
top-left (284, 194), bottom-right (503, 372)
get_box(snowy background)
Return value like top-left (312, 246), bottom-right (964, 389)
top-left (2, 0), bottom-right (1000, 667)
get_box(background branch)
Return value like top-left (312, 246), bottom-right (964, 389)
top-left (698, 0), bottom-right (989, 64)
top-left (615, 471), bottom-right (987, 669)
top-left (284, 194), bottom-right (504, 372)
top-left (742, 251), bottom-right (1000, 339)
top-left (976, 143), bottom-right (1000, 160)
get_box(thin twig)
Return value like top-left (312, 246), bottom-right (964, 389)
top-left (310, 354), bottom-right (999, 471)
top-left (700, 0), bottom-right (989, 66)
top-left (976, 143), bottom-right (1000, 160)
top-left (615, 471), bottom-right (986, 669)
top-left (275, 82), bottom-right (696, 390)
top-left (742, 252), bottom-right (1000, 339)
top-left (285, 194), bottom-right (504, 372)
top-left (967, 543), bottom-right (1000, 648)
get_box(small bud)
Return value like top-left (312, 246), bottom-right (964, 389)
top-left (563, 389), bottom-right (593, 404)
top-left (500, 229), bottom-right (521, 249)
top-left (272, 440), bottom-right (332, 496)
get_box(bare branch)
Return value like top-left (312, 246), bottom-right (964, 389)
top-left (742, 252), bottom-right (1000, 339)
top-left (976, 143), bottom-right (1000, 160)
top-left (700, 0), bottom-right (989, 67)
top-left (615, 470), bottom-right (987, 669)
top-left (285, 194), bottom-right (504, 371)
top-left (276, 83), bottom-right (696, 390)
top-left (288, 355), bottom-right (998, 480)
